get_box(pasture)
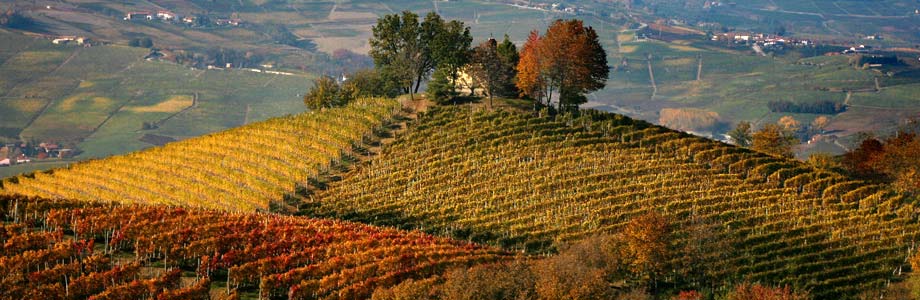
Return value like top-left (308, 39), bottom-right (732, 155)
top-left (0, 30), bottom-right (311, 178)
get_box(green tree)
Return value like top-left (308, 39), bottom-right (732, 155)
top-left (140, 37), bottom-right (154, 48)
top-left (728, 121), bottom-right (752, 147)
top-left (303, 76), bottom-right (343, 110)
top-left (349, 69), bottom-right (394, 97)
top-left (369, 11), bottom-right (420, 99)
top-left (496, 34), bottom-right (520, 97)
top-left (426, 67), bottom-right (455, 104)
top-left (430, 19), bottom-right (472, 96)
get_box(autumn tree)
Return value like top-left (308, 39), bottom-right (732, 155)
top-left (517, 19), bottom-right (609, 112)
top-left (777, 116), bottom-right (801, 135)
top-left (752, 124), bottom-right (797, 157)
top-left (516, 30), bottom-right (545, 101)
top-left (621, 211), bottom-right (673, 292)
top-left (728, 283), bottom-right (808, 300)
top-left (811, 116), bottom-right (829, 134)
top-left (844, 132), bottom-right (920, 194)
top-left (303, 76), bottom-right (344, 110)
top-left (728, 121), bottom-right (752, 147)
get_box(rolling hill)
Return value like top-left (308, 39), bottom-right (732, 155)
top-left (304, 104), bottom-right (918, 298)
top-left (1, 98), bottom-right (400, 212)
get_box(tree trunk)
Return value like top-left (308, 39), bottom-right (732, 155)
top-left (414, 74), bottom-right (423, 94)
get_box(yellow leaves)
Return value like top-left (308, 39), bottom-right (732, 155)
top-left (621, 211), bottom-right (672, 279)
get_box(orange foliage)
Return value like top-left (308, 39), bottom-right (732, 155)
top-left (516, 30), bottom-right (544, 100)
top-left (516, 19), bottom-right (607, 109)
top-left (728, 283), bottom-right (808, 300)
top-left (842, 132), bottom-right (920, 193)
top-left (658, 108), bottom-right (723, 133)
top-left (621, 212), bottom-right (672, 285)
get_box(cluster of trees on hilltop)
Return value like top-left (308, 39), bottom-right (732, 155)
top-left (304, 11), bottom-right (609, 111)
top-left (516, 20), bottom-right (609, 111)
top-left (368, 11), bottom-right (473, 101)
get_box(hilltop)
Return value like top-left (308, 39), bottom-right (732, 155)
top-left (304, 102), bottom-right (919, 298)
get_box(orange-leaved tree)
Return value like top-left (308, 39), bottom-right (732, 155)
top-left (621, 211), bottom-right (673, 292)
top-left (516, 19), bottom-right (608, 112)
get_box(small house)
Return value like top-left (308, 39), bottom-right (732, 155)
top-left (216, 18), bottom-right (242, 26)
top-left (157, 11), bottom-right (176, 21)
top-left (125, 11), bottom-right (153, 21)
top-left (0, 158), bottom-right (10, 167)
top-left (183, 16), bottom-right (196, 24)
top-left (15, 154), bottom-right (30, 164)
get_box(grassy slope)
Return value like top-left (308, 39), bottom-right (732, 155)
top-left (307, 105), bottom-right (918, 298)
top-left (0, 29), bottom-right (310, 178)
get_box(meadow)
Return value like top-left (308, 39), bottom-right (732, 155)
top-left (0, 30), bottom-right (312, 178)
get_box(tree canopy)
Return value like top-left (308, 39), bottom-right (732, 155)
top-left (370, 11), bottom-right (471, 101)
top-left (517, 19), bottom-right (609, 111)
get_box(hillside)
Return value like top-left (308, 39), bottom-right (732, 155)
top-left (0, 29), bottom-right (313, 178)
top-left (0, 194), bottom-right (508, 299)
top-left (1, 98), bottom-right (400, 211)
top-left (306, 105), bottom-right (919, 298)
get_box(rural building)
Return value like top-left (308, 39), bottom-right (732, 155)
top-left (0, 158), bottom-right (9, 167)
top-left (125, 12), bottom-right (153, 21)
top-left (52, 36), bottom-right (88, 45)
top-left (39, 143), bottom-right (59, 153)
top-left (15, 154), bottom-right (30, 164)
top-left (157, 11), bottom-right (176, 21)
top-left (182, 16), bottom-right (196, 24)
top-left (216, 18), bottom-right (242, 26)
top-left (450, 70), bottom-right (485, 97)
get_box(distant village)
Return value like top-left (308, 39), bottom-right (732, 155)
top-left (505, 2), bottom-right (583, 14)
top-left (0, 142), bottom-right (73, 167)
top-left (123, 10), bottom-right (243, 27)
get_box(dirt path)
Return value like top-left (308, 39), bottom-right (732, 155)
top-left (242, 104), bottom-right (252, 125)
top-left (646, 55), bottom-right (657, 99)
top-left (50, 48), bottom-right (82, 74)
top-left (364, 96), bottom-right (430, 157)
top-left (696, 54), bottom-right (703, 81)
top-left (831, 2), bottom-right (851, 15)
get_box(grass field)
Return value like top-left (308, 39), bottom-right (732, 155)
top-left (0, 30), bottom-right (312, 178)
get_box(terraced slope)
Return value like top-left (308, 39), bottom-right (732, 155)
top-left (1, 98), bottom-right (400, 212)
top-left (307, 106), bottom-right (919, 298)
top-left (0, 195), bottom-right (508, 300)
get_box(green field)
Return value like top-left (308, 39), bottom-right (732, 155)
top-left (0, 29), bottom-right (311, 178)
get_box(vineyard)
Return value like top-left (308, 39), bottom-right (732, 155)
top-left (0, 194), bottom-right (508, 299)
top-left (305, 106), bottom-right (920, 298)
top-left (0, 98), bottom-right (401, 212)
